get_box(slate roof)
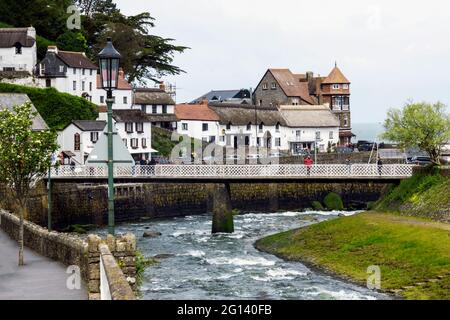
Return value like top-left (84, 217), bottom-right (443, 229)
top-left (268, 69), bottom-right (315, 104)
top-left (175, 104), bottom-right (220, 122)
top-left (209, 103), bottom-right (286, 126)
top-left (279, 105), bottom-right (340, 128)
top-left (322, 66), bottom-right (350, 84)
top-left (191, 89), bottom-right (251, 104)
top-left (72, 120), bottom-right (106, 132)
top-left (134, 88), bottom-right (175, 105)
top-left (0, 28), bottom-right (35, 48)
top-left (56, 50), bottom-right (97, 69)
top-left (0, 93), bottom-right (48, 130)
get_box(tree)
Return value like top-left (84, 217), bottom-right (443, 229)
top-left (382, 101), bottom-right (450, 164)
top-left (56, 31), bottom-right (88, 53)
top-left (0, 103), bottom-right (58, 266)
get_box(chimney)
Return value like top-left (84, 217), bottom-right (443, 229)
top-left (47, 45), bottom-right (58, 54)
top-left (201, 99), bottom-right (209, 105)
top-left (159, 82), bottom-right (166, 92)
top-left (306, 71), bottom-right (313, 81)
top-left (27, 26), bottom-right (36, 40)
top-left (118, 68), bottom-right (125, 79)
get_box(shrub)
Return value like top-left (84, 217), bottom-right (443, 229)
top-left (324, 192), bottom-right (344, 211)
top-left (0, 83), bottom-right (98, 130)
top-left (311, 201), bottom-right (325, 211)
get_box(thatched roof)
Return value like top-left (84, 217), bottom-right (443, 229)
top-left (209, 103), bottom-right (286, 126)
top-left (134, 88), bottom-right (175, 105)
top-left (279, 105), bottom-right (340, 128)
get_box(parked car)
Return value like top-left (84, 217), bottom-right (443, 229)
top-left (410, 156), bottom-right (433, 166)
top-left (358, 142), bottom-right (378, 152)
top-left (336, 147), bottom-right (354, 154)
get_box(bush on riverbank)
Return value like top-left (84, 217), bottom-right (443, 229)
top-left (255, 212), bottom-right (450, 299)
top-left (311, 201), bottom-right (324, 211)
top-left (323, 192), bottom-right (344, 211)
top-left (374, 170), bottom-right (450, 221)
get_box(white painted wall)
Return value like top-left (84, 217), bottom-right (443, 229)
top-left (281, 126), bottom-right (340, 153)
top-left (177, 120), bottom-right (220, 143)
top-left (0, 28), bottom-right (37, 74)
top-left (92, 89), bottom-right (133, 110)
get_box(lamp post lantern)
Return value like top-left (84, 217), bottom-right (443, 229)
top-left (99, 37), bottom-right (121, 235)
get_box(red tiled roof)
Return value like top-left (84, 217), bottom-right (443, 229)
top-left (322, 66), bottom-right (350, 84)
top-left (269, 69), bottom-right (315, 104)
top-left (57, 50), bottom-right (97, 69)
top-left (175, 104), bottom-right (220, 121)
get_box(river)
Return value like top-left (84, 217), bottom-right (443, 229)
top-left (107, 211), bottom-right (390, 300)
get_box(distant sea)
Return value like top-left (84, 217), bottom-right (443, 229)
top-left (352, 123), bottom-right (387, 142)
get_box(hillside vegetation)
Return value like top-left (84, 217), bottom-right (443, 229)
top-left (0, 83), bottom-right (98, 130)
top-left (375, 168), bottom-right (450, 221)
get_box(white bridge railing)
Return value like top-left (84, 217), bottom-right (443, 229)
top-left (49, 164), bottom-right (414, 179)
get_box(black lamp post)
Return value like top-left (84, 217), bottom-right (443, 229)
top-left (99, 37), bottom-right (121, 235)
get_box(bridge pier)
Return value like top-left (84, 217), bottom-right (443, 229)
top-left (212, 183), bottom-right (234, 234)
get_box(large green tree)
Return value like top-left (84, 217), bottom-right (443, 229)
top-left (382, 101), bottom-right (450, 164)
top-left (0, 103), bottom-right (58, 266)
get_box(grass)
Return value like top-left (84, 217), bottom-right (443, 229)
top-left (256, 212), bottom-right (450, 299)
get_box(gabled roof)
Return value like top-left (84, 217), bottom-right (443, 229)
top-left (96, 73), bottom-right (131, 90)
top-left (322, 66), bottom-right (350, 84)
top-left (175, 104), bottom-right (220, 122)
top-left (0, 28), bottom-right (35, 48)
top-left (72, 120), bottom-right (106, 132)
top-left (279, 105), bottom-right (340, 128)
top-left (134, 88), bottom-right (175, 105)
top-left (0, 93), bottom-right (47, 131)
top-left (191, 89), bottom-right (250, 104)
top-left (57, 50), bottom-right (97, 69)
top-left (268, 69), bottom-right (315, 104)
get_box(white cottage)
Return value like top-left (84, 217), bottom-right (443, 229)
top-left (57, 120), bottom-right (107, 165)
top-left (92, 69), bottom-right (133, 109)
top-left (175, 103), bottom-right (220, 144)
top-left (0, 27), bottom-right (37, 74)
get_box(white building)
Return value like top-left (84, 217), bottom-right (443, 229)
top-left (98, 109), bottom-right (155, 162)
top-left (134, 87), bottom-right (178, 130)
top-left (92, 69), bottom-right (133, 109)
top-left (175, 103), bottom-right (220, 144)
top-left (36, 46), bottom-right (97, 100)
top-left (0, 27), bottom-right (37, 74)
top-left (279, 105), bottom-right (340, 154)
top-left (57, 120), bottom-right (107, 165)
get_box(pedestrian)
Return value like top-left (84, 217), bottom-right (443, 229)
top-left (345, 156), bottom-right (352, 175)
top-left (377, 157), bottom-right (383, 176)
top-left (304, 155), bottom-right (314, 176)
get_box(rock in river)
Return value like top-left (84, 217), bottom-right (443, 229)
top-left (143, 231), bottom-right (162, 238)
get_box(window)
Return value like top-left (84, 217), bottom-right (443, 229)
top-left (292, 98), bottom-right (299, 105)
top-left (332, 84), bottom-right (340, 89)
top-left (246, 123), bottom-right (252, 131)
top-left (15, 43), bottom-right (22, 55)
top-left (123, 96), bottom-right (128, 104)
top-left (262, 83), bottom-right (268, 90)
top-left (142, 138), bottom-right (147, 149)
top-left (100, 96), bottom-right (105, 104)
top-left (316, 131), bottom-right (321, 140)
top-left (220, 136), bottom-right (225, 142)
top-left (343, 84), bottom-right (349, 89)
top-left (90, 132), bottom-right (99, 143)
top-left (329, 131), bottom-right (334, 139)
top-left (39, 64), bottom-right (45, 76)
top-left (226, 135), bottom-right (231, 146)
top-left (89, 82), bottom-right (92, 91)
top-left (45, 79), bottom-right (51, 88)
top-left (209, 136), bottom-right (216, 143)
top-left (112, 96), bottom-right (116, 104)
top-left (162, 105), bottom-right (167, 114)
top-left (152, 105), bottom-right (157, 114)
top-left (182, 123), bottom-right (188, 131)
top-left (259, 99), bottom-right (263, 106)
top-left (202, 123), bottom-right (209, 132)
top-left (73, 81), bottom-right (76, 91)
top-left (82, 81), bottom-right (85, 91)
top-left (259, 123), bottom-right (264, 132)
top-left (276, 123), bottom-right (280, 132)
top-left (256, 137), bottom-right (261, 146)
top-left (141, 105), bottom-right (147, 113)
top-left (226, 122), bottom-right (231, 130)
top-left (344, 115), bottom-right (349, 127)
top-left (90, 69), bottom-right (93, 76)
top-left (271, 82), bottom-right (277, 90)
top-left (73, 68), bottom-right (76, 75)
top-left (296, 130), bottom-right (301, 138)
top-left (123, 139), bottom-right (127, 147)
top-left (59, 65), bottom-right (64, 73)
top-left (82, 69), bottom-right (85, 76)
top-left (275, 138), bottom-right (281, 147)
top-left (125, 122), bottom-right (134, 133)
top-left (74, 133), bottom-right (80, 151)
top-left (136, 122), bottom-right (144, 133)
top-left (131, 138), bottom-right (139, 149)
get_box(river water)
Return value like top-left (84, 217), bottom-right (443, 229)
top-left (109, 211), bottom-right (389, 300)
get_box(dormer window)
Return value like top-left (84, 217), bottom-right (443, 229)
top-left (332, 84), bottom-right (340, 90)
top-left (59, 65), bottom-right (64, 73)
top-left (259, 122), bottom-right (264, 132)
top-left (275, 122), bottom-right (280, 132)
top-left (246, 123), bottom-right (252, 131)
top-left (14, 43), bottom-right (22, 55)
top-left (226, 122), bottom-right (232, 130)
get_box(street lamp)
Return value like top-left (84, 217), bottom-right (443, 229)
top-left (99, 37), bottom-right (121, 235)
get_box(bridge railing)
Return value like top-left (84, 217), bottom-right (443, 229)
top-left (49, 164), bottom-right (414, 178)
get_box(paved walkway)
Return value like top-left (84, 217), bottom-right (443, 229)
top-left (0, 230), bottom-right (87, 300)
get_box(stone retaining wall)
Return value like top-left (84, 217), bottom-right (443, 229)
top-left (0, 209), bottom-right (136, 300)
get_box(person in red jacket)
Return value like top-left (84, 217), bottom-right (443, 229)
top-left (304, 155), bottom-right (314, 176)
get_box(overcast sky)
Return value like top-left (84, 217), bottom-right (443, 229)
top-left (115, 0), bottom-right (450, 123)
